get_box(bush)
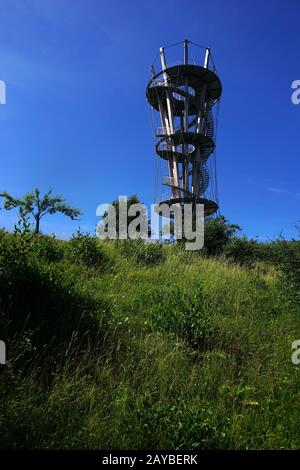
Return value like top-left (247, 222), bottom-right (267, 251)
top-left (0, 231), bottom-right (108, 352)
top-left (119, 240), bottom-right (164, 266)
top-left (224, 237), bottom-right (259, 267)
top-left (0, 229), bottom-right (33, 272)
top-left (0, 230), bottom-right (64, 264)
top-left (223, 236), bottom-right (300, 303)
top-left (275, 240), bottom-right (300, 304)
top-left (66, 231), bottom-right (107, 270)
top-left (203, 216), bottom-right (240, 256)
top-left (32, 234), bottom-right (64, 263)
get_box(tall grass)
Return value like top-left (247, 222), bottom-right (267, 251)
top-left (0, 231), bottom-right (299, 449)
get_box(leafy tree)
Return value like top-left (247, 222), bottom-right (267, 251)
top-left (173, 214), bottom-right (240, 254)
top-left (0, 188), bottom-right (81, 234)
top-left (110, 194), bottom-right (141, 235)
top-left (99, 194), bottom-right (151, 238)
top-left (203, 216), bottom-right (241, 256)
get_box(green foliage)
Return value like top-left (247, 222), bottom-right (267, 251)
top-left (0, 188), bottom-right (81, 234)
top-left (223, 236), bottom-right (260, 267)
top-left (119, 239), bottom-right (165, 266)
top-left (14, 207), bottom-right (33, 234)
top-left (275, 240), bottom-right (300, 305)
top-left (0, 231), bottom-right (107, 351)
top-left (66, 230), bottom-right (108, 269)
top-left (203, 216), bottom-right (241, 256)
top-left (223, 236), bottom-right (300, 303)
top-left (32, 235), bottom-right (64, 263)
top-left (0, 228), bottom-right (34, 271)
top-left (99, 194), bottom-right (149, 237)
top-left (0, 227), bottom-right (300, 450)
top-left (149, 284), bottom-right (212, 347)
top-left (124, 396), bottom-right (220, 449)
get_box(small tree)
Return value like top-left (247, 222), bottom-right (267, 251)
top-left (203, 216), bottom-right (241, 256)
top-left (0, 188), bottom-right (81, 234)
top-left (99, 194), bottom-right (151, 238)
top-left (109, 194), bottom-right (141, 235)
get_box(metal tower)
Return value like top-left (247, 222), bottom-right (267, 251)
top-left (146, 40), bottom-right (222, 216)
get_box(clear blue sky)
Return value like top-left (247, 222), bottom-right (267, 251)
top-left (0, 0), bottom-right (299, 239)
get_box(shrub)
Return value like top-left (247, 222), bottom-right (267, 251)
top-left (0, 230), bottom-right (64, 264)
top-left (0, 229), bottom-right (33, 273)
top-left (66, 231), bottom-right (107, 270)
top-left (119, 240), bottom-right (164, 266)
top-left (32, 234), bottom-right (64, 263)
top-left (0, 231), bottom-right (108, 353)
top-left (223, 236), bottom-right (300, 305)
top-left (224, 236), bottom-right (259, 267)
top-left (203, 216), bottom-right (240, 256)
top-left (275, 240), bottom-right (300, 304)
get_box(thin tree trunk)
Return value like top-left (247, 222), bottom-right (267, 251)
top-left (35, 216), bottom-right (40, 234)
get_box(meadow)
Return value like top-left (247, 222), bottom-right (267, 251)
top-left (0, 228), bottom-right (299, 449)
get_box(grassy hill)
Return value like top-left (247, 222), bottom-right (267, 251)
top-left (0, 230), bottom-right (299, 449)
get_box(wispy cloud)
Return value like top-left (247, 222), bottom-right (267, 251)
top-left (267, 186), bottom-right (300, 197)
top-left (267, 186), bottom-right (286, 194)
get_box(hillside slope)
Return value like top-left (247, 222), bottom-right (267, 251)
top-left (0, 233), bottom-right (299, 449)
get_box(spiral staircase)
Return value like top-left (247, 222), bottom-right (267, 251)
top-left (146, 42), bottom-right (222, 216)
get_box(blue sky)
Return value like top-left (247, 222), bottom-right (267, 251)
top-left (0, 0), bottom-right (299, 240)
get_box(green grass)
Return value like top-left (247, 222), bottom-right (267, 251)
top-left (0, 235), bottom-right (299, 449)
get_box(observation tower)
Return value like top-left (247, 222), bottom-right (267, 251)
top-left (146, 40), bottom-right (222, 216)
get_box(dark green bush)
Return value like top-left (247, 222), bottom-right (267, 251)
top-left (221, 235), bottom-right (300, 304)
top-left (119, 239), bottom-right (165, 266)
top-left (32, 234), bottom-right (64, 263)
top-left (224, 236), bottom-right (259, 266)
top-left (66, 231), bottom-right (107, 269)
top-left (0, 229), bottom-right (33, 272)
top-left (274, 240), bottom-right (300, 304)
top-left (203, 216), bottom-right (240, 256)
top-left (0, 230), bottom-right (64, 264)
top-left (0, 231), bottom-right (108, 352)
top-left (224, 236), bottom-right (300, 290)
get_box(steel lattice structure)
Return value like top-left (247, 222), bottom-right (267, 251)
top-left (146, 40), bottom-right (222, 216)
